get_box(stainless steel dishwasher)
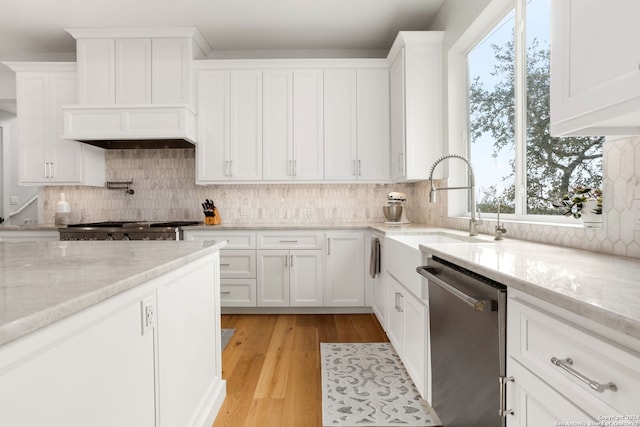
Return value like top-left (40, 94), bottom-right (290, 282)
top-left (417, 255), bottom-right (507, 427)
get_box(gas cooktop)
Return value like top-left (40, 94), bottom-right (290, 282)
top-left (60, 221), bottom-right (200, 240)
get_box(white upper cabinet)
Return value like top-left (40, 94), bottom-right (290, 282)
top-left (196, 69), bottom-right (263, 182)
top-left (550, 0), bottom-right (640, 136)
top-left (263, 69), bottom-right (324, 181)
top-left (292, 69), bottom-right (325, 180)
top-left (388, 32), bottom-right (444, 182)
top-left (324, 69), bottom-right (357, 180)
top-left (69, 28), bottom-right (209, 107)
top-left (357, 68), bottom-right (390, 181)
top-left (6, 62), bottom-right (105, 186)
top-left (324, 68), bottom-right (390, 182)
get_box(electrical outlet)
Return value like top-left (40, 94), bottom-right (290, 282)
top-left (306, 206), bottom-right (314, 217)
top-left (9, 196), bottom-right (19, 206)
top-left (141, 296), bottom-right (156, 335)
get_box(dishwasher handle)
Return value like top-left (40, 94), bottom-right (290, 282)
top-left (417, 266), bottom-right (492, 312)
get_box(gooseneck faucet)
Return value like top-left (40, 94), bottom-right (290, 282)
top-left (428, 154), bottom-right (482, 236)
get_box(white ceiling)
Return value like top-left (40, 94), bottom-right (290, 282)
top-left (0, 0), bottom-right (444, 60)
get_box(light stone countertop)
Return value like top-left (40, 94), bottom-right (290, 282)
top-left (0, 224), bottom-right (59, 231)
top-left (0, 240), bottom-right (226, 347)
top-left (417, 238), bottom-right (640, 341)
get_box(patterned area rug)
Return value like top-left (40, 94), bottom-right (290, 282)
top-left (221, 328), bottom-right (235, 351)
top-left (321, 343), bottom-right (440, 427)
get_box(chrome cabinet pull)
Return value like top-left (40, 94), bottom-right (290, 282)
top-left (220, 263), bottom-right (230, 266)
top-left (220, 291), bottom-right (231, 295)
top-left (280, 240), bottom-right (298, 243)
top-left (290, 254), bottom-right (293, 267)
top-left (327, 238), bottom-right (331, 255)
top-left (50, 162), bottom-right (54, 178)
top-left (358, 160), bottom-right (362, 176)
top-left (284, 254), bottom-right (288, 267)
top-left (44, 162), bottom-right (48, 178)
top-left (550, 357), bottom-right (618, 393)
top-left (499, 376), bottom-right (515, 417)
top-left (293, 160), bottom-right (297, 177)
top-left (398, 293), bottom-right (403, 312)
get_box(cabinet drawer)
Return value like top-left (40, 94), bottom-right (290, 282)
top-left (257, 231), bottom-right (325, 249)
top-left (220, 250), bottom-right (256, 279)
top-left (508, 295), bottom-right (640, 415)
top-left (220, 279), bottom-right (256, 307)
top-left (184, 230), bottom-right (256, 249)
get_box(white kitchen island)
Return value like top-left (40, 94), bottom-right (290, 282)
top-left (0, 240), bottom-right (226, 427)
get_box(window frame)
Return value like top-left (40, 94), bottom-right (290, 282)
top-left (447, 0), bottom-right (588, 225)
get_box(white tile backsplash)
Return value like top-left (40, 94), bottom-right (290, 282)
top-left (41, 137), bottom-right (640, 258)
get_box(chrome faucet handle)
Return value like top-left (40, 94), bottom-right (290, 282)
top-left (494, 199), bottom-right (506, 240)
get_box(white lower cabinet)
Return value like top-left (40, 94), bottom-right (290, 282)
top-left (326, 231), bottom-right (365, 306)
top-left (257, 249), bottom-right (324, 307)
top-left (182, 230), bottom-right (258, 307)
top-left (370, 232), bottom-right (386, 325)
top-left (386, 272), bottom-right (428, 399)
top-left (0, 253), bottom-right (224, 427)
top-left (506, 290), bottom-right (640, 425)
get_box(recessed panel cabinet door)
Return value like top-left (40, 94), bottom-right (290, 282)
top-left (257, 250), bottom-right (290, 306)
top-left (293, 70), bottom-right (324, 180)
top-left (263, 70), bottom-right (293, 180)
top-left (290, 249), bottom-right (324, 306)
top-left (326, 232), bottom-right (364, 306)
top-left (357, 69), bottom-right (390, 181)
top-left (324, 69), bottom-right (357, 181)
top-left (17, 73), bottom-right (49, 184)
top-left (196, 70), bottom-right (230, 181)
top-left (229, 70), bottom-right (263, 180)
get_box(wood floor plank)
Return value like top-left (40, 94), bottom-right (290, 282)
top-left (253, 315), bottom-right (296, 399)
top-left (213, 313), bottom-right (387, 427)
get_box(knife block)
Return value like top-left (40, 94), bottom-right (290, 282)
top-left (205, 208), bottom-right (221, 225)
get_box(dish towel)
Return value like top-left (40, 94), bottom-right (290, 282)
top-left (369, 237), bottom-right (380, 278)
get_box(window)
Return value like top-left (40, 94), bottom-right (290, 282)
top-left (465, 0), bottom-right (602, 219)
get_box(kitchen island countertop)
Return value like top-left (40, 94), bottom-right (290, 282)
top-left (0, 240), bottom-right (226, 346)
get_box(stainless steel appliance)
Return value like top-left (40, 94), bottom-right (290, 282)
top-left (383, 192), bottom-right (410, 224)
top-left (417, 255), bottom-right (507, 427)
top-left (59, 221), bottom-right (199, 241)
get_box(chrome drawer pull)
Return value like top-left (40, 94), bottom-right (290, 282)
top-left (220, 263), bottom-right (231, 266)
top-left (220, 291), bottom-right (231, 295)
top-left (550, 357), bottom-right (617, 393)
top-left (280, 240), bottom-right (299, 243)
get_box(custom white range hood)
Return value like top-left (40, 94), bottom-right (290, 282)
top-left (62, 28), bottom-right (211, 149)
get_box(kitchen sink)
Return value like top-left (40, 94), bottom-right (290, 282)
top-left (387, 232), bottom-right (484, 249)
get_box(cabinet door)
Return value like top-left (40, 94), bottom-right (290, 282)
top-left (257, 250), bottom-right (290, 306)
top-left (229, 70), bottom-right (263, 180)
top-left (386, 273), bottom-right (405, 352)
top-left (49, 72), bottom-right (84, 184)
top-left (507, 360), bottom-right (595, 427)
top-left (293, 70), bottom-right (324, 180)
top-left (263, 70), bottom-right (294, 180)
top-left (326, 232), bottom-right (364, 306)
top-left (152, 38), bottom-right (191, 104)
top-left (389, 49), bottom-right (406, 181)
top-left (357, 69), bottom-right (390, 181)
top-left (76, 38), bottom-right (115, 104)
top-left (16, 72), bottom-right (49, 184)
top-left (290, 249), bottom-right (324, 307)
top-left (372, 236), bottom-right (387, 327)
top-left (196, 70), bottom-right (230, 182)
top-left (551, 0), bottom-right (640, 136)
top-left (403, 289), bottom-right (428, 399)
top-left (116, 38), bottom-right (152, 104)
top-left (324, 69), bottom-right (357, 181)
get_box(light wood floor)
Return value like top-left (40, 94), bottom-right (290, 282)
top-left (213, 313), bottom-right (389, 427)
